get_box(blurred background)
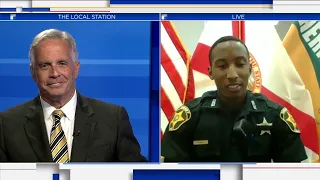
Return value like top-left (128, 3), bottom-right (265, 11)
top-left (172, 21), bottom-right (292, 54)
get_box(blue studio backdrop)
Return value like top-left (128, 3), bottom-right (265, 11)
top-left (0, 21), bottom-right (151, 159)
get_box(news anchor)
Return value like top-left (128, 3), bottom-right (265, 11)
top-left (0, 29), bottom-right (147, 162)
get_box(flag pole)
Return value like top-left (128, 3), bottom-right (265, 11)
top-left (167, 21), bottom-right (194, 104)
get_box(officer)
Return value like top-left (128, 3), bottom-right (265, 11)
top-left (161, 36), bottom-right (308, 162)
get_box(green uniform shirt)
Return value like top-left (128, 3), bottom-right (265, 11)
top-left (161, 90), bottom-right (308, 162)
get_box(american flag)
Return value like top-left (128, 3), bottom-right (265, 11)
top-left (160, 21), bottom-right (195, 137)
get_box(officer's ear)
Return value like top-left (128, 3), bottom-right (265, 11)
top-left (208, 65), bottom-right (214, 80)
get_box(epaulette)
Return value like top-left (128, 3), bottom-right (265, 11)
top-left (185, 97), bottom-right (202, 110)
top-left (266, 100), bottom-right (281, 110)
top-left (253, 93), bottom-right (281, 110)
top-left (186, 91), bottom-right (217, 109)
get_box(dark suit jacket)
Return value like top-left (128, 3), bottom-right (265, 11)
top-left (0, 93), bottom-right (147, 162)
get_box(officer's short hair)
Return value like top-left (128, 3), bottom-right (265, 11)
top-left (209, 36), bottom-right (250, 66)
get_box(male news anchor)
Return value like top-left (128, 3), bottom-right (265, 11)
top-left (0, 29), bottom-right (147, 162)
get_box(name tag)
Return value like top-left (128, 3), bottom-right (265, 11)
top-left (193, 140), bottom-right (208, 145)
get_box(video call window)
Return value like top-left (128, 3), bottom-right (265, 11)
top-left (160, 20), bottom-right (320, 163)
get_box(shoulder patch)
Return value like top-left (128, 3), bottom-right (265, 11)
top-left (169, 105), bottom-right (191, 132)
top-left (279, 108), bottom-right (300, 133)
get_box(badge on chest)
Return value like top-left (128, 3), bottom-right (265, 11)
top-left (256, 117), bottom-right (273, 135)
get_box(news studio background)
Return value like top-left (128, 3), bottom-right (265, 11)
top-left (0, 0), bottom-right (320, 180)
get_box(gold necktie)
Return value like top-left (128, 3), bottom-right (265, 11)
top-left (50, 109), bottom-right (69, 163)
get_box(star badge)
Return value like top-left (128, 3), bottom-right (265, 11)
top-left (256, 117), bottom-right (272, 135)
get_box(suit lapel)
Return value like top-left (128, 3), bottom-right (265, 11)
top-left (24, 97), bottom-right (53, 162)
top-left (70, 93), bottom-right (96, 162)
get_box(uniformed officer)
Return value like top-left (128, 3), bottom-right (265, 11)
top-left (161, 36), bottom-right (308, 162)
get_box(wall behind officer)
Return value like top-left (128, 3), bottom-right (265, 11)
top-left (0, 29), bottom-right (147, 162)
top-left (161, 36), bottom-right (308, 162)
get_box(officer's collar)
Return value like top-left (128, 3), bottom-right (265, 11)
top-left (205, 90), bottom-right (266, 112)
